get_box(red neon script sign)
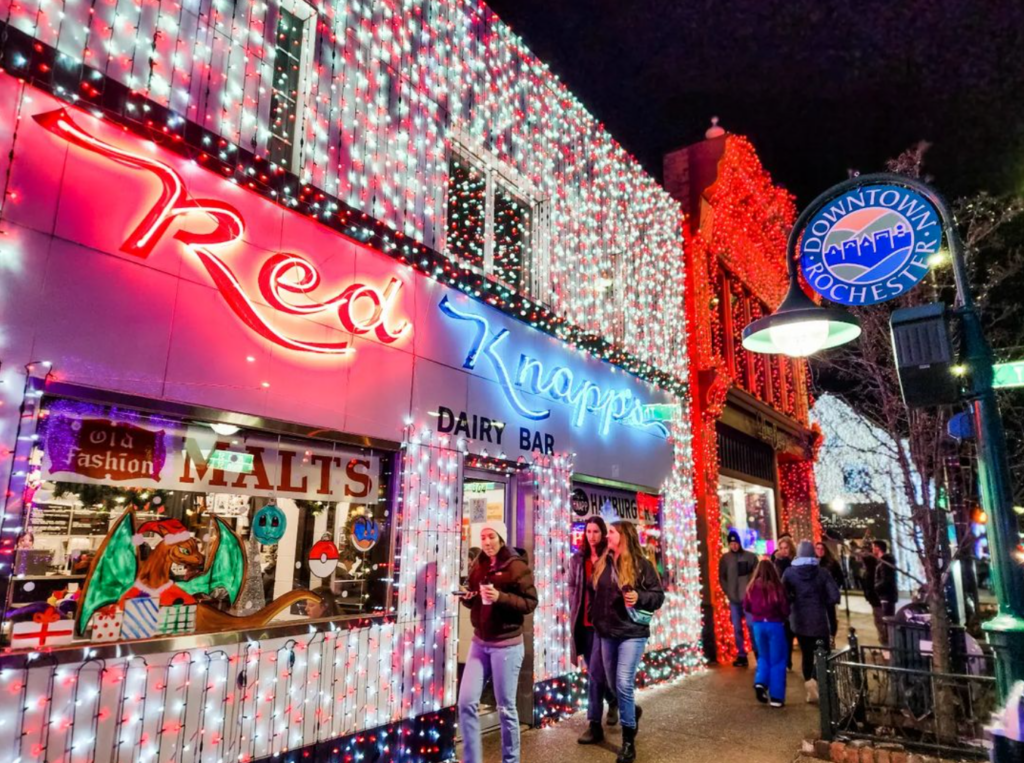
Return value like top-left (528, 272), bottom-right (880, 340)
top-left (33, 109), bottom-right (409, 355)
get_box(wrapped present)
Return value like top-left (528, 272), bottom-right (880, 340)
top-left (120, 597), bottom-right (159, 640)
top-left (157, 603), bottom-right (196, 635)
top-left (12, 607), bottom-right (74, 649)
top-left (90, 605), bottom-right (124, 643)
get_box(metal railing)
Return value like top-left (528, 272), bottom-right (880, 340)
top-left (818, 629), bottom-right (997, 759)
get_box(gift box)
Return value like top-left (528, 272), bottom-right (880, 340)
top-left (90, 605), bottom-right (124, 643)
top-left (120, 597), bottom-right (159, 640)
top-left (157, 603), bottom-right (196, 635)
top-left (12, 608), bottom-right (74, 649)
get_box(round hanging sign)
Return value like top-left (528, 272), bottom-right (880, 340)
top-left (252, 504), bottom-right (287, 545)
top-left (799, 184), bottom-right (942, 306)
top-left (308, 537), bottom-right (339, 578)
top-left (350, 516), bottom-right (380, 553)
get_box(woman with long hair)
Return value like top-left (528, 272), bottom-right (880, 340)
top-left (591, 521), bottom-right (665, 763)
top-left (743, 559), bottom-right (790, 707)
top-left (569, 517), bottom-right (618, 743)
top-left (457, 521), bottom-right (538, 763)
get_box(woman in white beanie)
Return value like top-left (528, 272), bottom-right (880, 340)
top-left (457, 520), bottom-right (538, 763)
top-left (782, 540), bottom-right (840, 703)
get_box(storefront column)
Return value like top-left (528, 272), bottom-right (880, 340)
top-left (779, 459), bottom-right (821, 543)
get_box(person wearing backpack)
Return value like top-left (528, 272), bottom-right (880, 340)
top-left (591, 520), bottom-right (665, 763)
top-left (743, 559), bottom-right (790, 707)
top-left (782, 541), bottom-right (841, 703)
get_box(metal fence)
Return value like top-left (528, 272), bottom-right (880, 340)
top-left (818, 630), bottom-right (997, 759)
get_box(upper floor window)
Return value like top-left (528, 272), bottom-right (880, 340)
top-left (268, 1), bottom-right (315, 171)
top-left (446, 140), bottom-right (546, 296)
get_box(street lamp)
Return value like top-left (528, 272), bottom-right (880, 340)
top-left (745, 172), bottom-right (1024, 721)
top-left (741, 191), bottom-right (861, 358)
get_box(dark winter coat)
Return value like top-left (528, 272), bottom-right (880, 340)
top-left (860, 555), bottom-right (881, 607)
top-left (591, 554), bottom-right (665, 640)
top-left (773, 555), bottom-right (793, 579)
top-left (461, 545), bottom-right (538, 642)
top-left (782, 560), bottom-right (841, 639)
top-left (874, 553), bottom-right (899, 603)
top-left (567, 551), bottom-right (596, 664)
top-left (719, 548), bottom-right (758, 605)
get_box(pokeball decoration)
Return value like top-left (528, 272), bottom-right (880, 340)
top-left (253, 504), bottom-right (287, 545)
top-left (350, 516), bottom-right (381, 553)
top-left (308, 537), bottom-right (339, 578)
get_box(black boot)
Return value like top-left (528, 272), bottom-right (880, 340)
top-left (616, 725), bottom-right (637, 763)
top-left (577, 722), bottom-right (604, 745)
top-left (634, 704), bottom-right (643, 733)
top-left (605, 698), bottom-right (619, 726)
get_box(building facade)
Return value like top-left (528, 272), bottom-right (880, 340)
top-left (664, 125), bottom-right (821, 662)
top-left (0, 2), bottom-right (704, 762)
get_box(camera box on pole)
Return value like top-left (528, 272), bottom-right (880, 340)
top-left (890, 303), bottom-right (959, 407)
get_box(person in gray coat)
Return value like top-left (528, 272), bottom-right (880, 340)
top-left (782, 540), bottom-right (841, 703)
top-left (718, 529), bottom-right (759, 667)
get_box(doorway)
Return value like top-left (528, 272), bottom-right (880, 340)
top-left (456, 469), bottom-right (534, 734)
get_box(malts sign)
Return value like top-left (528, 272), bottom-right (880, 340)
top-left (34, 109), bottom-right (410, 356)
top-left (42, 412), bottom-right (380, 504)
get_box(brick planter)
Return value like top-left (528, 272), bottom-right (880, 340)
top-left (802, 737), bottom-right (976, 763)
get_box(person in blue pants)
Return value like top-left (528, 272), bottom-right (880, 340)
top-left (743, 559), bottom-right (790, 706)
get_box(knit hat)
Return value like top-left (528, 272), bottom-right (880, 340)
top-left (726, 530), bottom-right (742, 546)
top-left (796, 540), bottom-right (816, 558)
top-left (478, 520), bottom-right (508, 544)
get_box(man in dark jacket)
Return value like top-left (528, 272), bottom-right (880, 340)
top-left (872, 540), bottom-right (899, 646)
top-left (718, 529), bottom-right (758, 667)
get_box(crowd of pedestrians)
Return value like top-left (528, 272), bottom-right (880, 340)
top-left (724, 532), bottom-right (901, 709)
top-left (455, 518), bottom-right (898, 763)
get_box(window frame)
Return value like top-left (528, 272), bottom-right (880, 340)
top-left (5, 381), bottom-right (401, 654)
top-left (267, 0), bottom-right (317, 174)
top-left (445, 129), bottom-right (549, 299)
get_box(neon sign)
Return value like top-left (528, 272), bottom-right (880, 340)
top-left (33, 109), bottom-right (409, 355)
top-left (439, 296), bottom-right (668, 437)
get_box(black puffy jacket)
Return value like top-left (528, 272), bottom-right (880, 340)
top-left (591, 555), bottom-right (665, 640)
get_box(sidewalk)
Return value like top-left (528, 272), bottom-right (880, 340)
top-left (479, 603), bottom-right (878, 763)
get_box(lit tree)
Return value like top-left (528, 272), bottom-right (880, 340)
top-left (813, 144), bottom-right (1024, 738)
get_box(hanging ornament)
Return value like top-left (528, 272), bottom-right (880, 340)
top-left (252, 504), bottom-right (287, 545)
top-left (350, 516), bottom-right (380, 553)
top-left (308, 535), bottom-right (339, 578)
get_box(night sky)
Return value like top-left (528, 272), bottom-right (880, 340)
top-left (485, 0), bottom-right (1024, 204)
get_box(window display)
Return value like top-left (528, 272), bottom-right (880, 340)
top-left (6, 397), bottom-right (395, 649)
top-left (718, 475), bottom-right (777, 555)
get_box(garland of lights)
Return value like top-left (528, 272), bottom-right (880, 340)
top-left (684, 135), bottom-right (821, 662)
top-left (0, 0), bottom-right (689, 394)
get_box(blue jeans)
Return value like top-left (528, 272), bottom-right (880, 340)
top-left (730, 602), bottom-right (748, 658)
top-left (583, 628), bottom-right (615, 723)
top-left (752, 621), bottom-right (788, 702)
top-left (598, 635), bottom-right (647, 728)
top-left (458, 640), bottom-right (525, 763)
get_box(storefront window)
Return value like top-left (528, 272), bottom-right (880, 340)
top-left (718, 475), bottom-right (777, 555)
top-left (7, 397), bottom-right (394, 649)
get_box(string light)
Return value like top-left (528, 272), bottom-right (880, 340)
top-left (684, 135), bottom-right (819, 662)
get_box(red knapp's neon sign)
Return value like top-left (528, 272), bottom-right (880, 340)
top-left (34, 109), bottom-right (409, 355)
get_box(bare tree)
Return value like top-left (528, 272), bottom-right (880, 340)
top-left (812, 144), bottom-right (1024, 740)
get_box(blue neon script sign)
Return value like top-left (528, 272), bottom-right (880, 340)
top-left (438, 296), bottom-right (668, 437)
top-left (800, 184), bottom-right (942, 306)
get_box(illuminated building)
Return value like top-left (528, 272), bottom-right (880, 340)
top-left (0, 1), bottom-right (703, 760)
top-left (664, 121), bottom-right (822, 663)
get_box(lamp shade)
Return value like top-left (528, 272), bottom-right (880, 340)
top-left (742, 282), bottom-right (861, 357)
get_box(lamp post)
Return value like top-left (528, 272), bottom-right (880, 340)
top-left (743, 173), bottom-right (1024, 705)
